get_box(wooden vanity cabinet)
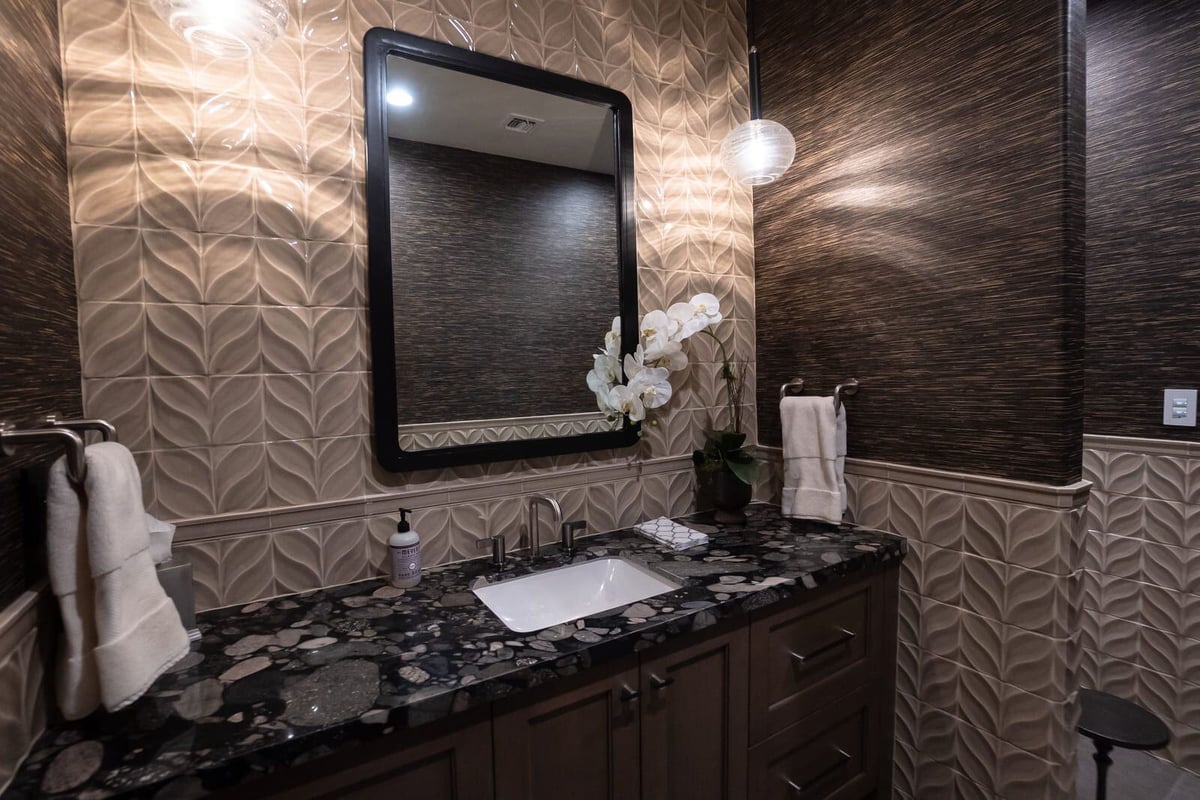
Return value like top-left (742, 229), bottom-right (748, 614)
top-left (639, 623), bottom-right (749, 800)
top-left (493, 657), bottom-right (642, 800)
top-left (228, 567), bottom-right (898, 800)
top-left (241, 706), bottom-right (494, 800)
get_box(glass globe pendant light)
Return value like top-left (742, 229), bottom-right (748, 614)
top-left (151, 0), bottom-right (289, 60)
top-left (719, 44), bottom-right (797, 186)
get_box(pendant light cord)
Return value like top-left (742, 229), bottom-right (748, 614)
top-left (746, 0), bottom-right (761, 120)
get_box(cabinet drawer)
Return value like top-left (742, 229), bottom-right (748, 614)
top-left (750, 578), bottom-right (877, 743)
top-left (747, 688), bottom-right (875, 800)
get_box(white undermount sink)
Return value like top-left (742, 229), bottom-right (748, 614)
top-left (473, 557), bottom-right (682, 633)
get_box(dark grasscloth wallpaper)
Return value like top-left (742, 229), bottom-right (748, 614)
top-left (1086, 0), bottom-right (1200, 440)
top-left (388, 139), bottom-right (618, 425)
top-left (0, 0), bottom-right (80, 608)
top-left (753, 0), bottom-right (1085, 485)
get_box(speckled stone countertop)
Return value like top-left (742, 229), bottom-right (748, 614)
top-left (7, 504), bottom-right (905, 799)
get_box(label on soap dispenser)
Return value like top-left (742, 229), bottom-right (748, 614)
top-left (391, 542), bottom-right (421, 584)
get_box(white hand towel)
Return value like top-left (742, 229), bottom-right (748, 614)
top-left (780, 396), bottom-right (847, 524)
top-left (47, 442), bottom-right (190, 719)
top-left (635, 517), bottom-right (709, 550)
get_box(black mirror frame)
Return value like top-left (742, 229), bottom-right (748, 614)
top-left (363, 28), bottom-right (640, 472)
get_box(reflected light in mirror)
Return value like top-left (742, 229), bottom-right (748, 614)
top-left (387, 88), bottom-right (415, 107)
top-left (151, 0), bottom-right (288, 59)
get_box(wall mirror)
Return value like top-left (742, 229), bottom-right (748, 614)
top-left (364, 29), bottom-right (639, 471)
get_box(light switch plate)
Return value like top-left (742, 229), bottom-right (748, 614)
top-left (1163, 389), bottom-right (1198, 427)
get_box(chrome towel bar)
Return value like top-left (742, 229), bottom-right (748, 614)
top-left (779, 377), bottom-right (860, 412)
top-left (0, 413), bottom-right (118, 484)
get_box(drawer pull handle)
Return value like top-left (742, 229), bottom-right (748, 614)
top-left (788, 627), bottom-right (856, 665)
top-left (783, 747), bottom-right (851, 795)
top-left (649, 674), bottom-right (675, 690)
top-left (620, 685), bottom-right (640, 703)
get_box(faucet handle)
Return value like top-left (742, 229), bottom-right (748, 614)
top-left (560, 520), bottom-right (586, 556)
top-left (476, 535), bottom-right (507, 568)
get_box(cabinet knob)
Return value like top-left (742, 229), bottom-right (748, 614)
top-left (648, 673), bottom-right (675, 690)
top-left (619, 685), bottom-right (640, 703)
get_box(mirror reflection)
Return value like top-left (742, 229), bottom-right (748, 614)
top-left (381, 53), bottom-right (623, 452)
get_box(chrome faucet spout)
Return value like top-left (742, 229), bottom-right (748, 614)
top-left (526, 495), bottom-right (563, 561)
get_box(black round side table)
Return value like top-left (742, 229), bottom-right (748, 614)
top-left (1077, 688), bottom-right (1171, 800)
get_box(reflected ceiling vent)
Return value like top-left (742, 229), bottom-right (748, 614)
top-left (504, 114), bottom-right (543, 133)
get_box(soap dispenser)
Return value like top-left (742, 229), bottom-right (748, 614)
top-left (389, 508), bottom-right (421, 588)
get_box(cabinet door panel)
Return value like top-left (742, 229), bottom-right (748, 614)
top-left (640, 625), bottom-right (748, 800)
top-left (494, 659), bottom-right (640, 800)
top-left (747, 687), bottom-right (874, 800)
top-left (750, 577), bottom-right (882, 743)
top-left (246, 709), bottom-right (494, 800)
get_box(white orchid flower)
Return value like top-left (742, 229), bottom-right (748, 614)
top-left (657, 344), bottom-right (688, 371)
top-left (689, 293), bottom-right (722, 327)
top-left (667, 301), bottom-right (705, 341)
top-left (629, 365), bottom-right (673, 409)
top-left (606, 384), bottom-right (646, 422)
top-left (604, 316), bottom-right (621, 358)
top-left (587, 352), bottom-right (621, 394)
top-left (639, 309), bottom-right (675, 361)
top-left (623, 346), bottom-right (646, 381)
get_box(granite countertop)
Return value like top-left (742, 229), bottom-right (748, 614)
top-left (8, 504), bottom-right (906, 799)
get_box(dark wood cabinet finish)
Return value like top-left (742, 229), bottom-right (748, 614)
top-left (247, 708), bottom-right (494, 800)
top-left (749, 577), bottom-right (880, 744)
top-left (493, 658), bottom-right (641, 800)
top-left (640, 624), bottom-right (749, 800)
top-left (747, 688), bottom-right (875, 800)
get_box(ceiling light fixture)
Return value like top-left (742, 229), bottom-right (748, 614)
top-left (386, 88), bottom-right (415, 107)
top-left (151, 0), bottom-right (289, 60)
top-left (719, 9), bottom-right (796, 187)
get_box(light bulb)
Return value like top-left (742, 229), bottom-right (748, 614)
top-left (151, 0), bottom-right (289, 60)
top-left (387, 88), bottom-right (415, 107)
top-left (719, 119), bottom-right (796, 186)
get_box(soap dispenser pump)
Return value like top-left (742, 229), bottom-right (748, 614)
top-left (389, 508), bottom-right (421, 588)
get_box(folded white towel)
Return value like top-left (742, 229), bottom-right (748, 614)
top-left (47, 442), bottom-right (190, 719)
top-left (635, 517), bottom-right (709, 551)
top-left (780, 396), bottom-right (847, 524)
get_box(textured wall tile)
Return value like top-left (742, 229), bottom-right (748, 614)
top-left (147, 303), bottom-right (206, 376)
top-left (83, 378), bottom-right (152, 452)
top-left (267, 439), bottom-right (319, 506)
top-left (212, 443), bottom-right (269, 513)
top-left (315, 436), bottom-right (364, 500)
top-left (201, 234), bottom-right (258, 304)
top-left (211, 376), bottom-right (265, 445)
top-left (79, 301), bottom-right (146, 378)
top-left (143, 228), bottom-right (203, 303)
top-left (137, 155), bottom-right (199, 230)
top-left (155, 447), bottom-right (215, 518)
top-left (261, 306), bottom-right (313, 374)
top-left (195, 93), bottom-right (255, 166)
top-left (263, 373), bottom-right (315, 440)
top-left (0, 626), bottom-right (45, 794)
top-left (150, 376), bottom-right (210, 448)
top-left (257, 236), bottom-right (307, 305)
top-left (74, 225), bottom-right (141, 301)
top-left (198, 163), bottom-right (256, 235)
top-left (204, 304), bottom-right (262, 374)
top-left (70, 147), bottom-right (139, 226)
top-left (273, 526), bottom-right (324, 594)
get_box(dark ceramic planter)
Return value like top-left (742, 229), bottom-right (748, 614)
top-left (712, 468), bottom-right (752, 525)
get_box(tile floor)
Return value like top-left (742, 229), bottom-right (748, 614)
top-left (1075, 735), bottom-right (1200, 799)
